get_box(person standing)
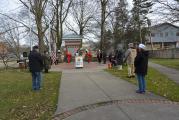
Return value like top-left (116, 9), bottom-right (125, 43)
top-left (111, 51), bottom-right (117, 67)
top-left (75, 50), bottom-right (79, 57)
top-left (102, 50), bottom-right (107, 64)
top-left (89, 51), bottom-right (92, 63)
top-left (43, 51), bottom-right (51, 73)
top-left (97, 49), bottom-right (102, 64)
top-left (28, 46), bottom-right (43, 91)
top-left (134, 44), bottom-right (149, 93)
top-left (86, 51), bottom-right (92, 63)
top-left (108, 51), bottom-right (112, 63)
top-left (56, 50), bottom-right (61, 64)
top-left (115, 49), bottom-right (123, 70)
top-left (124, 43), bottom-right (137, 78)
top-left (66, 51), bottom-right (72, 63)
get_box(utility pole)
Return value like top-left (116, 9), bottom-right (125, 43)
top-left (48, 21), bottom-right (52, 56)
top-left (28, 3), bottom-right (32, 51)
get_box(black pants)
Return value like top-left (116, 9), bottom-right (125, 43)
top-left (111, 60), bottom-right (117, 67)
top-left (45, 68), bottom-right (48, 73)
top-left (103, 58), bottom-right (106, 64)
top-left (98, 58), bottom-right (101, 63)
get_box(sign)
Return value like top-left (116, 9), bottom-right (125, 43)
top-left (75, 56), bottom-right (83, 68)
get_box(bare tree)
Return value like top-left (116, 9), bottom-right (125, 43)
top-left (66, 0), bottom-right (96, 37)
top-left (97, 0), bottom-right (118, 50)
top-left (99, 0), bottom-right (109, 50)
top-left (18, 0), bottom-right (49, 53)
top-left (0, 42), bottom-right (8, 69)
top-left (1, 20), bottom-right (22, 59)
top-left (49, 0), bottom-right (72, 50)
top-left (0, 7), bottom-right (40, 46)
top-left (154, 0), bottom-right (179, 23)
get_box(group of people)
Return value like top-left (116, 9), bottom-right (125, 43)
top-left (96, 43), bottom-right (148, 94)
top-left (62, 50), bottom-right (93, 63)
top-left (75, 49), bottom-right (92, 63)
top-left (96, 49), bottom-right (124, 70)
top-left (96, 50), bottom-right (109, 64)
top-left (28, 44), bottom-right (148, 93)
top-left (85, 51), bottom-right (92, 63)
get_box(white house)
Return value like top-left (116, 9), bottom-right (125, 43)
top-left (147, 23), bottom-right (179, 49)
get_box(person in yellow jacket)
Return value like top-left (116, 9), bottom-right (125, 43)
top-left (124, 43), bottom-right (137, 78)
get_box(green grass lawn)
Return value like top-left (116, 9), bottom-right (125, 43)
top-left (0, 70), bottom-right (61, 120)
top-left (150, 58), bottom-right (179, 70)
top-left (106, 66), bottom-right (179, 102)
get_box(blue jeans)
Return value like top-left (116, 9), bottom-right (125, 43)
top-left (136, 74), bottom-right (146, 92)
top-left (32, 72), bottom-right (42, 90)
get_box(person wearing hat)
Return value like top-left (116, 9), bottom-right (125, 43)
top-left (134, 44), bottom-right (149, 93)
top-left (124, 43), bottom-right (137, 78)
top-left (28, 45), bottom-right (44, 91)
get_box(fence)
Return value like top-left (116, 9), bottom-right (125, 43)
top-left (149, 49), bottom-right (179, 58)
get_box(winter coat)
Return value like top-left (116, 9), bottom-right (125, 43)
top-left (43, 54), bottom-right (51, 69)
top-left (134, 50), bottom-right (149, 75)
top-left (115, 50), bottom-right (123, 65)
top-left (102, 51), bottom-right (107, 59)
top-left (125, 48), bottom-right (137, 65)
top-left (28, 50), bottom-right (43, 72)
top-left (108, 52), bottom-right (112, 62)
top-left (97, 52), bottom-right (102, 59)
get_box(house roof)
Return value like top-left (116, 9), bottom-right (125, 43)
top-left (151, 22), bottom-right (179, 29)
top-left (62, 34), bottom-right (83, 40)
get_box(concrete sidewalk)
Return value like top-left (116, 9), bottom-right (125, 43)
top-left (52, 63), bottom-right (179, 120)
top-left (149, 62), bottom-right (179, 84)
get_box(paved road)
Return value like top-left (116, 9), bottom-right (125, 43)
top-left (149, 62), bottom-right (179, 84)
top-left (51, 62), bottom-right (179, 120)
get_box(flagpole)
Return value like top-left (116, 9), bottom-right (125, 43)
top-left (48, 21), bottom-right (51, 56)
top-left (28, 3), bottom-right (32, 51)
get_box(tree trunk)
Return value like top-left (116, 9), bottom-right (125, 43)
top-left (36, 17), bottom-right (45, 53)
top-left (100, 1), bottom-right (107, 51)
top-left (59, 8), bottom-right (63, 50)
top-left (55, 0), bottom-right (60, 50)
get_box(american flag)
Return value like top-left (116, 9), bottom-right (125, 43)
top-left (51, 51), bottom-right (56, 64)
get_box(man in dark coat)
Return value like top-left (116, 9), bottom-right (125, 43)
top-left (115, 49), bottom-right (123, 70)
top-left (134, 44), bottom-right (149, 94)
top-left (108, 52), bottom-right (112, 63)
top-left (28, 46), bottom-right (43, 90)
top-left (97, 49), bottom-right (102, 63)
top-left (102, 50), bottom-right (107, 64)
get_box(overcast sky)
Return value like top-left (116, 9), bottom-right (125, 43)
top-left (0, 0), bottom-right (20, 13)
top-left (0, 0), bottom-right (133, 13)
top-left (0, 0), bottom-right (176, 26)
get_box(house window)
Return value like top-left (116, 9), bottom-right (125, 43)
top-left (160, 33), bottom-right (163, 37)
top-left (151, 33), bottom-right (155, 37)
top-left (176, 32), bottom-right (179, 36)
top-left (165, 32), bottom-right (168, 37)
top-left (171, 32), bottom-right (173, 36)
